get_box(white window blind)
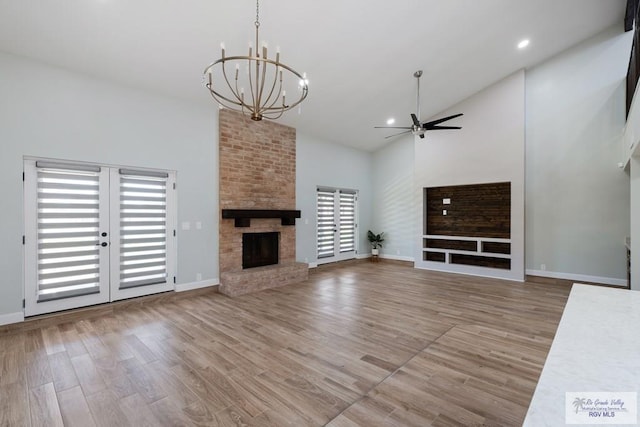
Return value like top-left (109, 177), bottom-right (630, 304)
top-left (119, 171), bottom-right (169, 289)
top-left (36, 167), bottom-right (101, 302)
top-left (339, 190), bottom-right (356, 253)
top-left (317, 189), bottom-right (335, 258)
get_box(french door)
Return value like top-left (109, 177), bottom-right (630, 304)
top-left (316, 187), bottom-right (357, 264)
top-left (24, 159), bottom-right (176, 316)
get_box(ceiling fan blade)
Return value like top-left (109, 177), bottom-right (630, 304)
top-left (384, 130), bottom-right (412, 139)
top-left (410, 113), bottom-right (420, 127)
top-left (422, 113), bottom-right (463, 128)
top-left (426, 125), bottom-right (462, 130)
top-left (374, 126), bottom-right (412, 130)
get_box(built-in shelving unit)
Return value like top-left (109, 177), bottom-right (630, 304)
top-left (422, 235), bottom-right (511, 270)
top-left (423, 182), bottom-right (511, 270)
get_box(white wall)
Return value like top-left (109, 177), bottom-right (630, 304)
top-left (296, 133), bottom-right (373, 265)
top-left (0, 52), bottom-right (219, 320)
top-left (414, 71), bottom-right (526, 281)
top-left (631, 156), bottom-right (640, 290)
top-left (371, 134), bottom-right (415, 261)
top-left (526, 26), bottom-right (632, 285)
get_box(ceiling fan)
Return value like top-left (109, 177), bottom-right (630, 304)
top-left (375, 70), bottom-right (463, 139)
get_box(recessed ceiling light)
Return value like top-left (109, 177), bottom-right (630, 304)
top-left (517, 39), bottom-right (530, 49)
top-left (386, 118), bottom-right (395, 125)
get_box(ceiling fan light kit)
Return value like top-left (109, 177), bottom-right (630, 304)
top-left (375, 70), bottom-right (463, 139)
top-left (203, 0), bottom-right (308, 121)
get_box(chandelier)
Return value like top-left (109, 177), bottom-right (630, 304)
top-left (204, 0), bottom-right (309, 121)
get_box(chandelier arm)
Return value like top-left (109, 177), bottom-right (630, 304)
top-left (263, 112), bottom-right (284, 120)
top-left (263, 68), bottom-right (284, 110)
top-left (267, 60), bottom-right (309, 110)
top-left (261, 106), bottom-right (286, 120)
top-left (233, 68), bottom-right (250, 115)
top-left (207, 90), bottom-right (244, 111)
top-left (204, 60), bottom-right (244, 107)
top-left (247, 57), bottom-right (258, 116)
top-left (256, 45), bottom-right (269, 113)
top-left (253, 5), bottom-right (261, 115)
top-left (220, 60), bottom-right (244, 106)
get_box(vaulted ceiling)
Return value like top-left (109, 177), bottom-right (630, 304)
top-left (0, 0), bottom-right (627, 151)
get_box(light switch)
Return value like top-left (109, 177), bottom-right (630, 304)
top-left (443, 210), bottom-right (447, 216)
top-left (195, 221), bottom-right (202, 230)
top-left (443, 198), bottom-right (451, 205)
top-left (181, 221), bottom-right (191, 230)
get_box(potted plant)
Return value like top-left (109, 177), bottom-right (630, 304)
top-left (367, 230), bottom-right (385, 256)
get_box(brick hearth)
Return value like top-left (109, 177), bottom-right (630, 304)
top-left (218, 109), bottom-right (308, 297)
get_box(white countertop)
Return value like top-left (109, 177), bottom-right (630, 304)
top-left (524, 284), bottom-right (640, 426)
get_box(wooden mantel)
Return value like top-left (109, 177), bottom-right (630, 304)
top-left (221, 209), bottom-right (301, 227)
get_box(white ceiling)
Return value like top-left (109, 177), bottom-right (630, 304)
top-left (0, 0), bottom-right (627, 151)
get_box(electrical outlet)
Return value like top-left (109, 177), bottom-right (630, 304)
top-left (196, 273), bottom-right (202, 281)
top-left (541, 264), bottom-right (546, 271)
top-left (443, 210), bottom-right (447, 216)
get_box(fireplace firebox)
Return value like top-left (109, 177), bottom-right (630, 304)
top-left (242, 232), bottom-right (279, 269)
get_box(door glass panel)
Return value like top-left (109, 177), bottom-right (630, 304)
top-left (118, 173), bottom-right (168, 289)
top-left (317, 189), bottom-right (336, 259)
top-left (339, 191), bottom-right (356, 253)
top-left (36, 168), bottom-right (102, 302)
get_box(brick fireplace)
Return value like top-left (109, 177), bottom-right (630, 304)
top-left (218, 109), bottom-right (308, 297)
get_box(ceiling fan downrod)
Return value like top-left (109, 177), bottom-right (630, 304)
top-left (414, 70), bottom-right (423, 124)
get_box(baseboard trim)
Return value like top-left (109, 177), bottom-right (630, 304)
top-left (175, 279), bottom-right (219, 293)
top-left (308, 262), bottom-right (318, 268)
top-left (356, 253), bottom-right (369, 260)
top-left (416, 264), bottom-right (525, 283)
top-left (526, 269), bottom-right (626, 287)
top-left (0, 311), bottom-right (24, 326)
top-left (380, 254), bottom-right (415, 262)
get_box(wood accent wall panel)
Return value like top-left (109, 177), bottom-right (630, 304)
top-left (482, 241), bottom-right (511, 255)
top-left (425, 238), bottom-right (477, 251)
top-left (425, 182), bottom-right (511, 238)
top-left (424, 252), bottom-right (446, 262)
top-left (450, 253), bottom-right (511, 270)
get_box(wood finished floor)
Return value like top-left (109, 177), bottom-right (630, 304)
top-left (0, 260), bottom-right (571, 426)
